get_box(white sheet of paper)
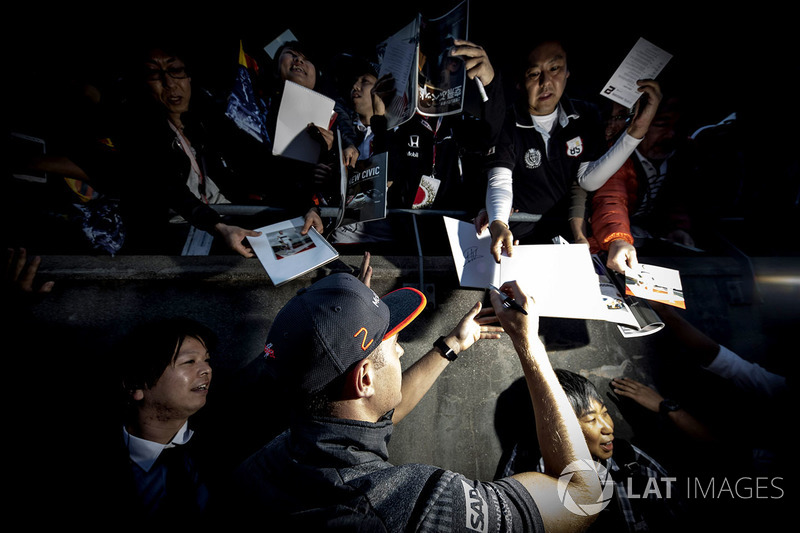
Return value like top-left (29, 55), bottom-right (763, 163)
top-left (443, 217), bottom-right (609, 320)
top-left (272, 80), bottom-right (335, 163)
top-left (500, 245), bottom-right (610, 321)
top-left (263, 29), bottom-right (298, 59)
top-left (378, 20), bottom-right (415, 99)
top-left (600, 37), bottom-right (672, 108)
top-left (443, 216), bottom-right (500, 288)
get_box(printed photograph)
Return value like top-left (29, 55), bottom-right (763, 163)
top-left (267, 227), bottom-right (317, 260)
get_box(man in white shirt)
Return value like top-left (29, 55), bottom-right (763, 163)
top-left (118, 317), bottom-right (215, 524)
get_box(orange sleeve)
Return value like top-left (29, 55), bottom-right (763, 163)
top-left (590, 158), bottom-right (636, 251)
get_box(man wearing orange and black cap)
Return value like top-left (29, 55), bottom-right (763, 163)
top-left (222, 274), bottom-right (602, 532)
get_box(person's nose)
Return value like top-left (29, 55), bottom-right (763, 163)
top-left (199, 360), bottom-right (212, 377)
top-left (539, 71), bottom-right (551, 89)
top-left (164, 74), bottom-right (179, 89)
top-left (600, 416), bottom-right (613, 434)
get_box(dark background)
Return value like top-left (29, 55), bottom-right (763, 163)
top-left (4, 1), bottom-right (780, 136)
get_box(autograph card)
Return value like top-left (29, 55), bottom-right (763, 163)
top-left (600, 37), bottom-right (672, 108)
top-left (624, 263), bottom-right (686, 309)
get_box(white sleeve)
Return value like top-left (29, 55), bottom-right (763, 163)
top-left (576, 132), bottom-right (642, 192)
top-left (703, 345), bottom-right (788, 398)
top-left (486, 166), bottom-right (514, 225)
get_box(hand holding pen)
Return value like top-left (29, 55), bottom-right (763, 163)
top-left (487, 281), bottom-right (538, 344)
top-left (450, 39), bottom-right (494, 102)
top-left (488, 283), bottom-right (528, 315)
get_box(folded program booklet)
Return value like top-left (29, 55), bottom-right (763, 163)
top-left (248, 217), bottom-right (339, 286)
top-left (591, 255), bottom-right (665, 338)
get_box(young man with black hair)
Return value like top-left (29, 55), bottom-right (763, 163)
top-left (499, 368), bottom-right (685, 532)
top-left (115, 317), bottom-right (217, 526)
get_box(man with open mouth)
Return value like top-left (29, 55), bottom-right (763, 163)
top-left (115, 317), bottom-right (217, 526)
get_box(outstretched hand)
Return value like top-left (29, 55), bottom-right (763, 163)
top-left (5, 248), bottom-right (54, 294)
top-left (357, 251), bottom-right (372, 288)
top-left (216, 223), bottom-right (261, 258)
top-left (489, 220), bottom-right (516, 263)
top-left (301, 208), bottom-right (324, 236)
top-left (446, 301), bottom-right (504, 354)
top-left (610, 377), bottom-right (663, 412)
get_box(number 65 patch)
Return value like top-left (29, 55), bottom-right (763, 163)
top-left (566, 136), bottom-right (584, 157)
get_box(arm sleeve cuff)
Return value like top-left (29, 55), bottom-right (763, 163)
top-left (486, 166), bottom-right (513, 225)
top-left (703, 345), bottom-right (788, 398)
top-left (577, 133), bottom-right (642, 192)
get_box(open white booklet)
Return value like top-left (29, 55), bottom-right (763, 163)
top-left (248, 217), bottom-right (339, 286)
top-left (592, 255), bottom-right (665, 338)
top-left (443, 217), bottom-right (664, 336)
top-left (376, 0), bottom-right (469, 128)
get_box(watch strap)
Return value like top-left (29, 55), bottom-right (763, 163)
top-left (434, 336), bottom-right (457, 361)
top-left (659, 399), bottom-right (680, 416)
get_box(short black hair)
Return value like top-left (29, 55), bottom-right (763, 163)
top-left (274, 40), bottom-right (319, 68)
top-left (118, 317), bottom-right (216, 397)
top-left (555, 368), bottom-right (604, 418)
top-left (272, 40), bottom-right (323, 91)
top-left (298, 344), bottom-right (387, 418)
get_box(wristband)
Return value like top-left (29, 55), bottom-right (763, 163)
top-left (659, 399), bottom-right (681, 417)
top-left (434, 336), bottom-right (457, 361)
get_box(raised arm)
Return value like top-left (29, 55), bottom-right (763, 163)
top-left (491, 282), bottom-right (602, 532)
top-left (577, 80), bottom-right (662, 192)
top-left (393, 302), bottom-right (503, 423)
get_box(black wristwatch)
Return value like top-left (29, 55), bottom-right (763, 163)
top-left (659, 399), bottom-right (681, 417)
top-left (434, 336), bottom-right (458, 361)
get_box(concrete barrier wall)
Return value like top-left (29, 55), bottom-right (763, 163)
top-left (21, 253), bottom-right (793, 482)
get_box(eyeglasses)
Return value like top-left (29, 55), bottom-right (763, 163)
top-left (145, 66), bottom-right (189, 82)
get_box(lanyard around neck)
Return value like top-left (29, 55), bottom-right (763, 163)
top-left (169, 121), bottom-right (208, 204)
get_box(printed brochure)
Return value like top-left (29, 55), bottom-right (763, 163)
top-left (375, 0), bottom-right (469, 128)
top-left (248, 217), bottom-right (339, 286)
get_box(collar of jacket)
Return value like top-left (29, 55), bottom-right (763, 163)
top-left (288, 411), bottom-right (395, 466)
top-left (513, 94), bottom-right (580, 129)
